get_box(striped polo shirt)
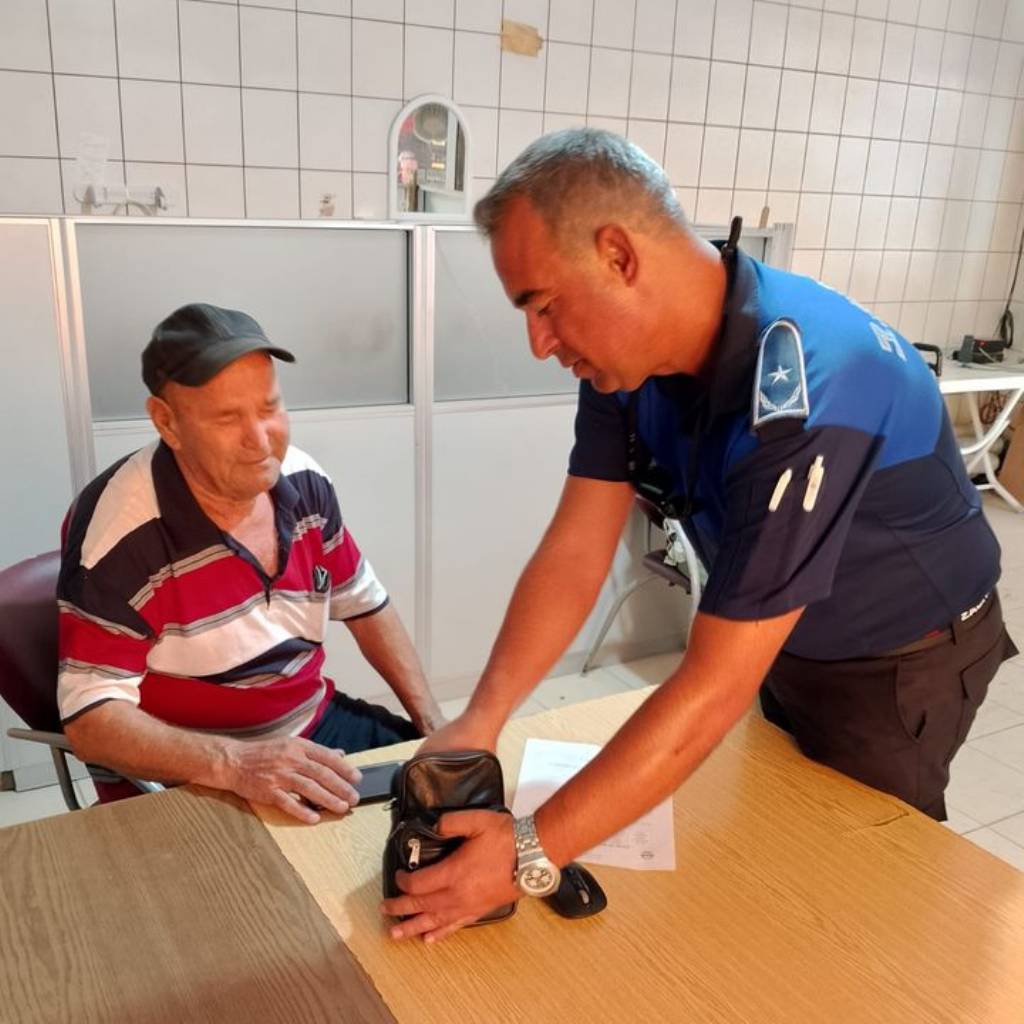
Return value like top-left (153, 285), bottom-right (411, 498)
top-left (57, 440), bottom-right (387, 738)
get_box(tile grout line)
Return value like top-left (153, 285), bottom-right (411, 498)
top-left (621, 0), bottom-right (640, 133)
top-left (914, 1), bottom-right (984, 340)
top-left (111, 0), bottom-right (128, 212)
top-left (656, 0), bottom-right (681, 171)
top-left (295, 6), bottom-right (302, 218)
top-left (728, 0), bottom-right (760, 209)
top-left (894, 8), bottom-right (948, 319)
top-left (692, 0), bottom-right (719, 203)
top-left (42, 0), bottom-right (65, 214)
top-left (176, 0), bottom-right (191, 215)
top-left (349, 2), bottom-right (354, 217)
top-left (236, 1), bottom-right (248, 216)
top-left (761, 4), bottom-right (794, 228)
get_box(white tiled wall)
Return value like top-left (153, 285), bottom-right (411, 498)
top-left (1, 0), bottom-right (1024, 348)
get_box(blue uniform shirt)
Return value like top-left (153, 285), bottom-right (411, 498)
top-left (568, 248), bottom-right (1002, 660)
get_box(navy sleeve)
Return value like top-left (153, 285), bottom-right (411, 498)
top-left (567, 381), bottom-right (631, 482)
top-left (700, 424), bottom-right (882, 620)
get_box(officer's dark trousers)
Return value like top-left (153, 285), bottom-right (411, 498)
top-left (760, 591), bottom-right (1017, 821)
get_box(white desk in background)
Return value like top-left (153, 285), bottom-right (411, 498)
top-left (937, 360), bottom-right (1024, 512)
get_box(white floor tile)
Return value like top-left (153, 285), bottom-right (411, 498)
top-left (970, 722), bottom-right (1024, 773)
top-left (991, 811), bottom-right (1024, 847)
top-left (437, 694), bottom-right (546, 720)
top-left (531, 668), bottom-right (633, 710)
top-left (77, 776), bottom-right (97, 806)
top-left (947, 744), bottom-right (1024, 825)
top-left (0, 784), bottom-right (79, 828)
top-left (943, 806), bottom-right (984, 834)
top-left (967, 697), bottom-right (1024, 740)
top-left (602, 651), bottom-right (683, 689)
top-left (513, 697), bottom-right (549, 719)
top-left (962, 827), bottom-right (1024, 871)
top-left (987, 660), bottom-right (1024, 717)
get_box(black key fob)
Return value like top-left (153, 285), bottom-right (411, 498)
top-left (545, 862), bottom-right (607, 919)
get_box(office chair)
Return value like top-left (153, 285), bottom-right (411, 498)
top-left (0, 551), bottom-right (162, 810)
top-left (580, 496), bottom-right (704, 675)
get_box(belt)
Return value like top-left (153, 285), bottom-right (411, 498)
top-left (879, 592), bottom-right (994, 658)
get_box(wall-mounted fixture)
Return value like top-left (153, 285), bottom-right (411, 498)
top-left (388, 95), bottom-right (471, 222)
top-left (69, 131), bottom-right (175, 215)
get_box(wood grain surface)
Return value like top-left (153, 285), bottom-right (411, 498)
top-left (0, 786), bottom-right (396, 1024)
top-left (256, 689), bottom-right (1024, 1024)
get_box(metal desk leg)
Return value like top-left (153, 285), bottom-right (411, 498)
top-left (963, 388), bottom-right (1024, 513)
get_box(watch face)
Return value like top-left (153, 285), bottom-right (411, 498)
top-left (518, 861), bottom-right (560, 897)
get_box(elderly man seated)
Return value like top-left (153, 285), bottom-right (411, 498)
top-left (58, 302), bottom-right (442, 822)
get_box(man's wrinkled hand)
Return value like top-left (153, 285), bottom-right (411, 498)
top-left (216, 736), bottom-right (363, 824)
top-left (380, 809), bottom-right (519, 943)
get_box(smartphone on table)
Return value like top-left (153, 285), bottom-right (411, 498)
top-left (355, 760), bottom-right (403, 804)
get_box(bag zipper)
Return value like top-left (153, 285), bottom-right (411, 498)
top-left (407, 836), bottom-right (421, 869)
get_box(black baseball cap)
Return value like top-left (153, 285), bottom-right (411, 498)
top-left (142, 302), bottom-right (295, 395)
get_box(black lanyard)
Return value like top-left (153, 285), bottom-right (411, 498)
top-left (625, 216), bottom-right (742, 523)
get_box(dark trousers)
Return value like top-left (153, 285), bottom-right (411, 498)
top-left (760, 592), bottom-right (1017, 821)
top-left (309, 692), bottom-right (421, 753)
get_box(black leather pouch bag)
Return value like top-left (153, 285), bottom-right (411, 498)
top-left (382, 749), bottom-right (516, 925)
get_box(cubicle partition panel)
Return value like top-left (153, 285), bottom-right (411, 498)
top-left (426, 224), bottom-right (785, 688)
top-left (64, 220), bottom-right (418, 703)
top-left (0, 220), bottom-right (75, 783)
top-left (0, 216), bottom-right (793, 781)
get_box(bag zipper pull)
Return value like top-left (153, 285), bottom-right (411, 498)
top-left (408, 836), bottom-right (421, 869)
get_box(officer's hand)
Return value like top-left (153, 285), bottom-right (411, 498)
top-left (381, 809), bottom-right (519, 942)
top-left (417, 708), bottom-right (501, 756)
top-left (217, 736), bottom-right (363, 823)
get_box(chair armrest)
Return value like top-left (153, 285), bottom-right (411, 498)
top-left (129, 779), bottom-right (165, 794)
top-left (7, 727), bottom-right (166, 805)
top-left (7, 727), bottom-right (75, 754)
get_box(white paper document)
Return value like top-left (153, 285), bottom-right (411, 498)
top-left (511, 738), bottom-right (676, 871)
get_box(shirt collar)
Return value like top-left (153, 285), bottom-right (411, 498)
top-left (152, 441), bottom-right (300, 557)
top-left (647, 244), bottom-right (761, 430)
top-left (702, 243), bottom-right (762, 420)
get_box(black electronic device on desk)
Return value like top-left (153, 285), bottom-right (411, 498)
top-left (356, 760), bottom-right (403, 804)
top-left (913, 343), bottom-right (943, 376)
top-left (950, 216), bottom-right (1022, 369)
top-left (955, 335), bottom-right (1011, 366)
top-left (545, 862), bottom-right (608, 919)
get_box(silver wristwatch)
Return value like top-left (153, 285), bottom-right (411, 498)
top-left (513, 814), bottom-right (561, 897)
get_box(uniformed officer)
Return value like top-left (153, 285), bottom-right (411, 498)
top-left (380, 129), bottom-right (1016, 942)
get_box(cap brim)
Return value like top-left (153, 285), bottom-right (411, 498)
top-left (173, 337), bottom-right (296, 387)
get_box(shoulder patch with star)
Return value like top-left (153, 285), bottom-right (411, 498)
top-left (751, 317), bottom-right (809, 432)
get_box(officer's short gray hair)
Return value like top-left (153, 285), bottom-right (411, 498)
top-left (473, 128), bottom-right (686, 246)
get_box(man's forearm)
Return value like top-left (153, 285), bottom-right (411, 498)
top-left (64, 701), bottom-right (234, 788)
top-left (345, 603), bottom-right (443, 730)
top-left (534, 608), bottom-right (804, 867)
top-left (66, 697), bottom-right (365, 822)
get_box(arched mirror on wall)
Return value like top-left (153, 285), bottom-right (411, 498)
top-left (388, 95), bottom-right (471, 222)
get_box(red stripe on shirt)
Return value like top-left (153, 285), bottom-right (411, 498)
top-left (60, 611), bottom-right (151, 673)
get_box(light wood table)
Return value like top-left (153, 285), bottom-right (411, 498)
top-left (2, 690), bottom-right (1022, 1023)
top-left (259, 689), bottom-right (1024, 1024)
